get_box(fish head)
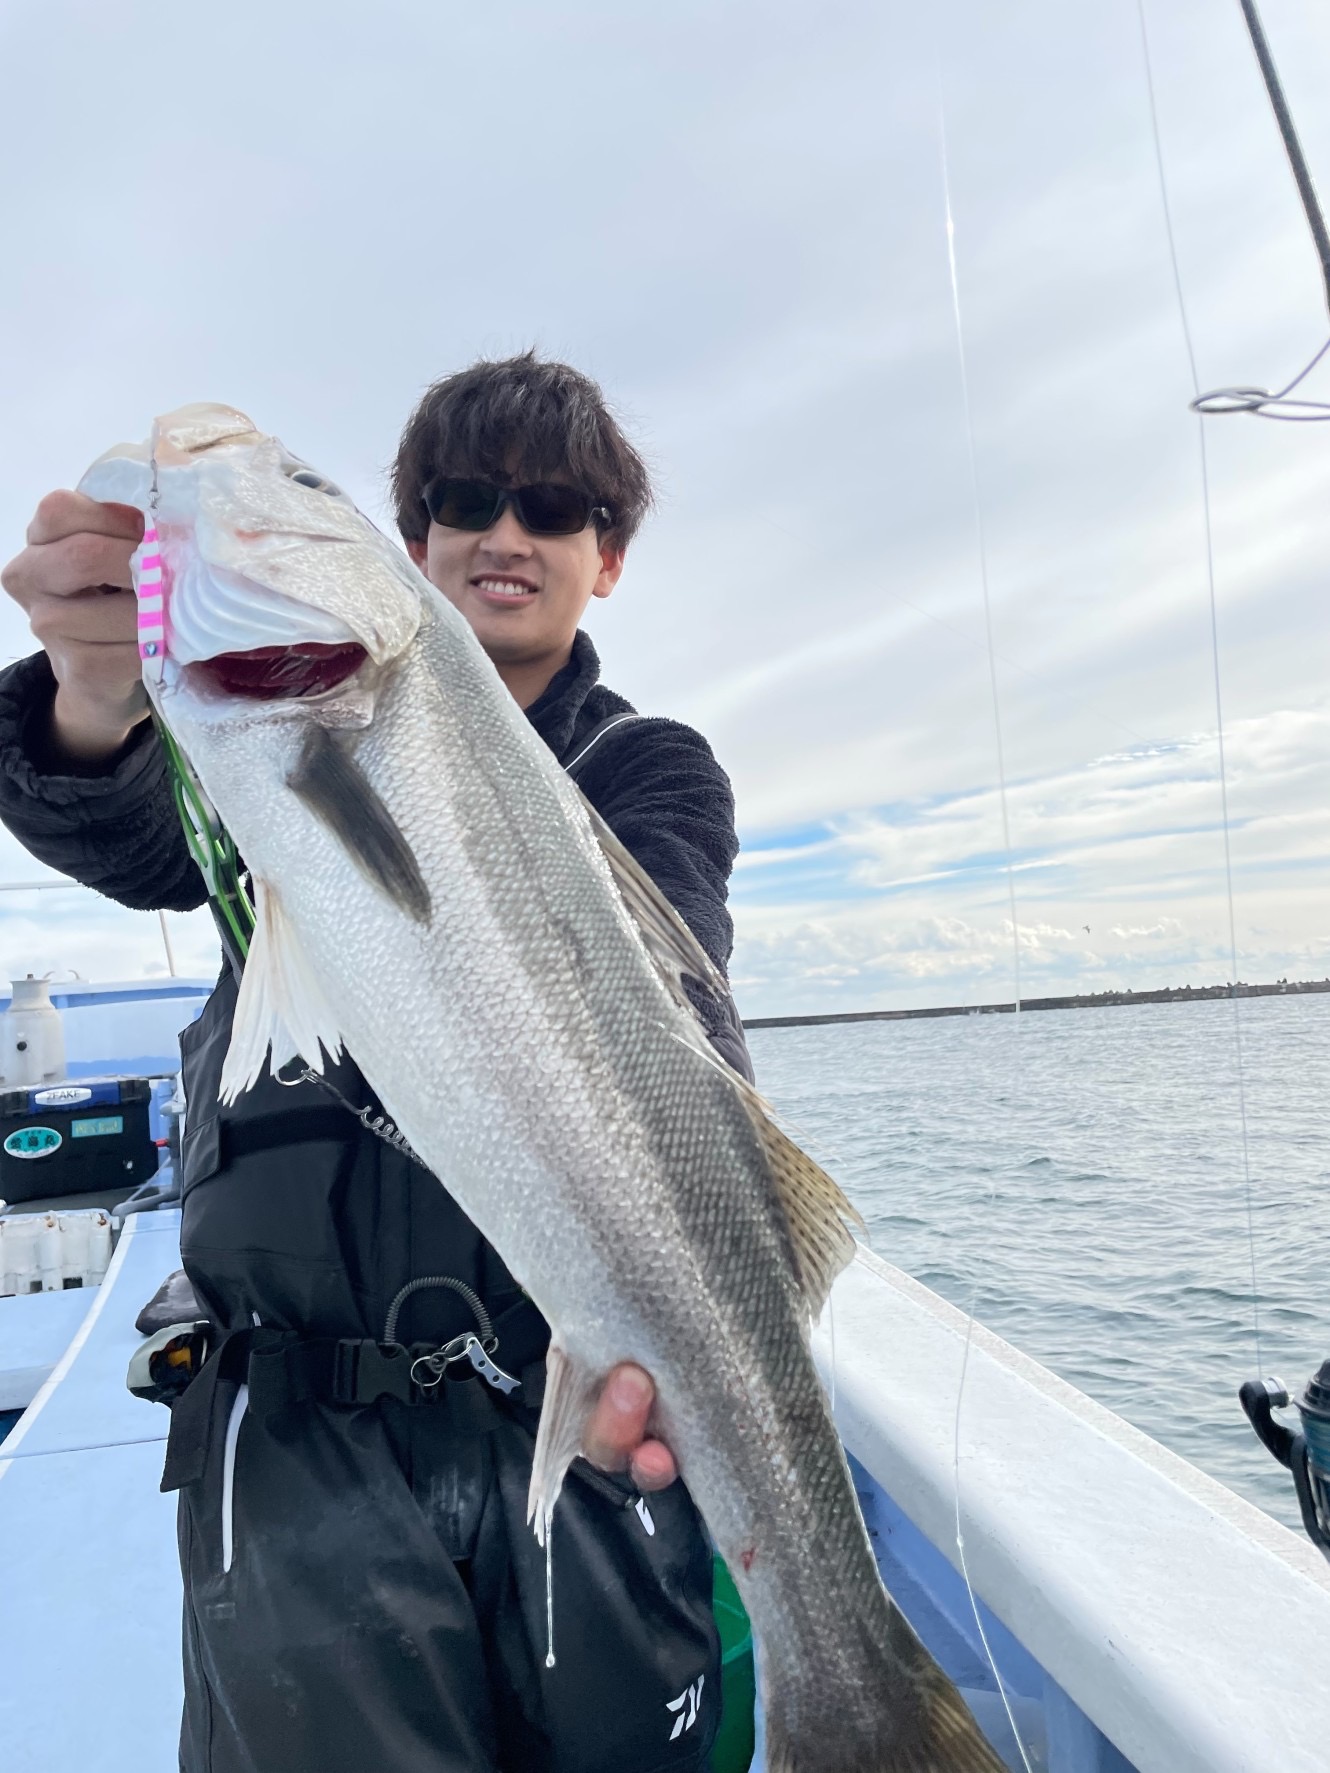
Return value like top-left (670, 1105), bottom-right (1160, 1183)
top-left (77, 402), bottom-right (425, 734)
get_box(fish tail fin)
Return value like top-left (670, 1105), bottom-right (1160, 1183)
top-left (220, 878), bottom-right (345, 1102)
top-left (761, 1601), bottom-right (1011, 1773)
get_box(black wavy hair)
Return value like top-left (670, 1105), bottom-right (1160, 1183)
top-left (392, 351), bottom-right (653, 552)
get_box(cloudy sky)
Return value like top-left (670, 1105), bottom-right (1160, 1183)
top-left (1, 0), bottom-right (1328, 1017)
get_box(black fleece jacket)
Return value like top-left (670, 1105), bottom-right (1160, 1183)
top-left (0, 630), bottom-right (750, 1068)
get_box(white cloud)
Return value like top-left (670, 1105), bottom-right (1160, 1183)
top-left (0, 0), bottom-right (1325, 1021)
top-left (730, 699), bottom-right (1330, 1015)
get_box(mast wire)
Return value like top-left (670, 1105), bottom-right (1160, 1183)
top-left (1190, 0), bottom-right (1330, 420)
top-left (934, 54), bottom-right (1036, 1773)
top-left (1134, 0), bottom-right (1263, 1375)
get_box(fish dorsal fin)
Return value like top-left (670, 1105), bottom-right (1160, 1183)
top-left (220, 878), bottom-right (345, 1102)
top-left (583, 800), bottom-right (725, 1005)
top-left (582, 795), bottom-right (860, 1318)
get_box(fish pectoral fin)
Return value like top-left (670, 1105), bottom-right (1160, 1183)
top-left (744, 1101), bottom-right (862, 1321)
top-left (583, 800), bottom-right (725, 1002)
top-left (219, 877), bottom-right (345, 1102)
top-left (287, 724), bottom-right (432, 926)
top-left (527, 1345), bottom-right (602, 1546)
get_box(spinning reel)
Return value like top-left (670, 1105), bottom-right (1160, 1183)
top-left (1240, 1363), bottom-right (1330, 1562)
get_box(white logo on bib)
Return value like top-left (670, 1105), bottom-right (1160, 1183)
top-left (666, 1675), bottom-right (704, 1740)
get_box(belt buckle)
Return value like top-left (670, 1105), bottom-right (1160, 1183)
top-left (335, 1339), bottom-right (415, 1407)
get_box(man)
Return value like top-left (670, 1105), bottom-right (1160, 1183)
top-left (0, 354), bottom-right (749, 1772)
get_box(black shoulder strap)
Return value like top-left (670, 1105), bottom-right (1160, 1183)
top-left (561, 712), bottom-right (645, 783)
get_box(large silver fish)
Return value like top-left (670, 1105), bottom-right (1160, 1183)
top-left (80, 404), bottom-right (1008, 1773)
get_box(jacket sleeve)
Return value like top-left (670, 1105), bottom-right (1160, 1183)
top-left (577, 715), bottom-right (754, 1081)
top-left (0, 652), bottom-right (207, 913)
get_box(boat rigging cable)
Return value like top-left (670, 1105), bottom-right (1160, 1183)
top-left (1189, 0), bottom-right (1330, 420)
top-left (933, 57), bottom-right (1037, 1773)
top-left (1135, 0), bottom-right (1266, 1383)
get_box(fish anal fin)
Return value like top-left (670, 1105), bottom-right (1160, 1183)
top-left (219, 878), bottom-right (344, 1103)
top-left (527, 1345), bottom-right (602, 1547)
top-left (743, 1099), bottom-right (862, 1321)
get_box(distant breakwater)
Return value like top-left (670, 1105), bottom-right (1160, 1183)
top-left (742, 978), bottom-right (1330, 1030)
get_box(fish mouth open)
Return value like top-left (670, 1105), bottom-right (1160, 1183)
top-left (193, 642), bottom-right (368, 702)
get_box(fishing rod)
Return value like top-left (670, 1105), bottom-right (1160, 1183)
top-left (1138, 0), bottom-right (1330, 1555)
top-left (1215, 2), bottom-right (1330, 1557)
top-left (1237, 0), bottom-right (1330, 318)
top-left (1193, 0), bottom-right (1330, 418)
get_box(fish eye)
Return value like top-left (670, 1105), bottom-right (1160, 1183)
top-left (286, 466), bottom-right (342, 496)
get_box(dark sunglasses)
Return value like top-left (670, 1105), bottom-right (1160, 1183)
top-left (422, 477), bottom-right (611, 537)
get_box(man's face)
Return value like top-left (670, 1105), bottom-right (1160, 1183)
top-left (406, 498), bottom-right (624, 678)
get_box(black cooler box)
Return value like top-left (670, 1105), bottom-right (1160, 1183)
top-left (0, 1077), bottom-right (159, 1205)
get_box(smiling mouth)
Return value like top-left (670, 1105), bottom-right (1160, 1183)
top-left (195, 643), bottom-right (368, 701)
top-left (472, 577), bottom-right (537, 600)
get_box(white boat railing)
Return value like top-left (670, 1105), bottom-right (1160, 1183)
top-left (0, 874), bottom-right (184, 976)
top-left (817, 1247), bottom-right (1330, 1773)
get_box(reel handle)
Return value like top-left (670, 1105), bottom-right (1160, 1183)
top-left (1238, 1377), bottom-right (1295, 1471)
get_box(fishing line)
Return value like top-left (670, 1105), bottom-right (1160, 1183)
top-left (1134, 0), bottom-right (1262, 1374)
top-left (934, 52), bottom-right (1036, 1773)
top-left (1190, 0), bottom-right (1330, 421)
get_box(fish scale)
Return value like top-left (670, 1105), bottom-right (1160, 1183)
top-left (79, 402), bottom-right (1011, 1773)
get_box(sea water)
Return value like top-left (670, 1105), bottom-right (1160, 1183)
top-left (748, 992), bottom-right (1330, 1534)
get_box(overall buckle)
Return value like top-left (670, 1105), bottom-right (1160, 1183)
top-left (333, 1339), bottom-right (417, 1407)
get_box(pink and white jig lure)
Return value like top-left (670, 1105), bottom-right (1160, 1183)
top-left (135, 523), bottom-right (166, 681)
top-left (134, 423), bottom-right (167, 686)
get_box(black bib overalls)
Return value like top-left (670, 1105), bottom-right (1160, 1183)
top-left (167, 957), bottom-right (723, 1773)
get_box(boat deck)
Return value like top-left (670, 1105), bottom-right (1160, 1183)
top-left (5, 1206), bottom-right (1330, 1769)
top-left (0, 1212), bottom-right (183, 1769)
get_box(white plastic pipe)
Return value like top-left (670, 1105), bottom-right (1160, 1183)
top-left (85, 1212), bottom-right (112, 1284)
top-left (61, 1214), bottom-right (89, 1288)
top-left (37, 1215), bottom-right (63, 1292)
top-left (1, 1216), bottom-right (37, 1294)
